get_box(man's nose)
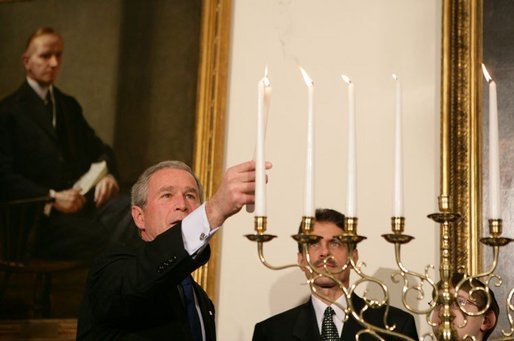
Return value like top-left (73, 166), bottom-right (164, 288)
top-left (49, 55), bottom-right (59, 67)
top-left (174, 194), bottom-right (188, 212)
top-left (319, 242), bottom-right (331, 256)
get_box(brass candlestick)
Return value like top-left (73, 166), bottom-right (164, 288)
top-left (246, 200), bottom-right (514, 340)
top-left (427, 205), bottom-right (462, 341)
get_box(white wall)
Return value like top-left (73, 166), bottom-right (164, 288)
top-left (219, 1), bottom-right (441, 339)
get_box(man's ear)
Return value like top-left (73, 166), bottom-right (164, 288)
top-left (352, 248), bottom-right (359, 263)
top-left (297, 251), bottom-right (305, 267)
top-left (131, 205), bottom-right (145, 231)
top-left (481, 310), bottom-right (497, 332)
top-left (21, 52), bottom-right (30, 70)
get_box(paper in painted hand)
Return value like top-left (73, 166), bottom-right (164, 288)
top-left (73, 161), bottom-right (108, 195)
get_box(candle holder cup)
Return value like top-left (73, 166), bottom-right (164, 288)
top-left (245, 216), bottom-right (276, 243)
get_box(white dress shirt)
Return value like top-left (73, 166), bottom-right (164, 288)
top-left (311, 293), bottom-right (347, 336)
top-left (26, 77), bottom-right (55, 127)
top-left (180, 203), bottom-right (220, 340)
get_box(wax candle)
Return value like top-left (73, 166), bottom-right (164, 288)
top-left (482, 64), bottom-right (501, 219)
top-left (342, 75), bottom-right (357, 217)
top-left (255, 69), bottom-right (271, 216)
top-left (299, 67), bottom-right (315, 217)
top-left (392, 74), bottom-right (404, 217)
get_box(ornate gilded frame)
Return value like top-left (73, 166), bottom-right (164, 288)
top-left (441, 0), bottom-right (483, 274)
top-left (0, 0), bottom-right (231, 308)
top-left (192, 0), bottom-right (232, 302)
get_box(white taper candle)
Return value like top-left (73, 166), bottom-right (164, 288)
top-left (300, 67), bottom-right (315, 217)
top-left (392, 74), bottom-right (404, 217)
top-left (342, 75), bottom-right (357, 217)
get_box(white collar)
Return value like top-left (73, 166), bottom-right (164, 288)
top-left (26, 76), bottom-right (53, 102)
top-left (311, 292), bottom-right (347, 334)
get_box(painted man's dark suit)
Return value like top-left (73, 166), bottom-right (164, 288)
top-left (77, 223), bottom-right (216, 340)
top-left (0, 81), bottom-right (117, 199)
top-left (0, 81), bottom-right (136, 259)
top-left (253, 294), bottom-right (418, 341)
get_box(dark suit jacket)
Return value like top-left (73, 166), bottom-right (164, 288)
top-left (0, 81), bottom-right (117, 200)
top-left (253, 294), bottom-right (418, 341)
top-left (0, 81), bottom-right (129, 260)
top-left (77, 223), bottom-right (216, 340)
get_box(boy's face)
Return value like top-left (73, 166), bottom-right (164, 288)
top-left (431, 289), bottom-right (495, 340)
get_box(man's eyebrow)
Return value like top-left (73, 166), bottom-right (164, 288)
top-left (157, 186), bottom-right (199, 195)
top-left (157, 185), bottom-right (175, 194)
top-left (184, 186), bottom-right (200, 195)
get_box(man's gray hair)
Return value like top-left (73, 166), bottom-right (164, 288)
top-left (131, 160), bottom-right (204, 207)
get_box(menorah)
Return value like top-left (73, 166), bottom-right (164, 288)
top-left (245, 64), bottom-right (514, 340)
top-left (245, 195), bottom-right (514, 340)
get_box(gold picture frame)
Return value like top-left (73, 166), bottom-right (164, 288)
top-left (192, 0), bottom-right (232, 303)
top-left (0, 0), bottom-right (232, 304)
top-left (441, 0), bottom-right (483, 274)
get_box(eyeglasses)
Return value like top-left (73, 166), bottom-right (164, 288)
top-left (308, 238), bottom-right (347, 251)
top-left (454, 295), bottom-right (480, 309)
top-left (434, 295), bottom-right (481, 311)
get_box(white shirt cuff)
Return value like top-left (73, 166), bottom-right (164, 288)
top-left (43, 189), bottom-right (56, 216)
top-left (182, 203), bottom-right (220, 255)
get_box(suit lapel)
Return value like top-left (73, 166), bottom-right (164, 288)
top-left (292, 300), bottom-right (322, 341)
top-left (18, 82), bottom-right (58, 142)
top-left (192, 281), bottom-right (215, 341)
top-left (341, 294), bottom-right (365, 339)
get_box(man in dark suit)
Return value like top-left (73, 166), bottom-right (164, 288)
top-left (77, 160), bottom-right (269, 340)
top-left (0, 27), bottom-right (135, 260)
top-left (252, 209), bottom-right (418, 341)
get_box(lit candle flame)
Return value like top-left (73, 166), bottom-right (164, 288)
top-left (392, 73), bottom-right (399, 81)
top-left (482, 63), bottom-right (493, 83)
top-left (299, 66), bottom-right (313, 86)
top-left (263, 66), bottom-right (271, 87)
top-left (341, 74), bottom-right (352, 85)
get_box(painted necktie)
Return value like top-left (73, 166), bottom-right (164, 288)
top-left (45, 93), bottom-right (54, 126)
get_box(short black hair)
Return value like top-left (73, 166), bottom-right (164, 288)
top-left (297, 208), bottom-right (345, 252)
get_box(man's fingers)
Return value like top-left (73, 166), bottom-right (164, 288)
top-left (95, 183), bottom-right (109, 207)
top-left (229, 160), bottom-right (272, 174)
top-left (230, 161), bottom-right (272, 183)
top-left (53, 189), bottom-right (85, 213)
top-left (94, 176), bottom-right (119, 207)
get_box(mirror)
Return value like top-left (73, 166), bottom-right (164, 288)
top-left (0, 0), bottom-right (230, 326)
top-left (482, 1), bottom-right (514, 338)
top-left (444, 0), bottom-right (514, 338)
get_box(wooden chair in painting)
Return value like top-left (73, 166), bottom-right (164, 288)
top-left (0, 196), bottom-right (86, 318)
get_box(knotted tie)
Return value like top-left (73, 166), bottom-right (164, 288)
top-left (321, 306), bottom-right (339, 341)
top-left (181, 276), bottom-right (203, 341)
top-left (45, 93), bottom-right (54, 127)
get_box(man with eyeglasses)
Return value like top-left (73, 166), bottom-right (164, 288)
top-left (252, 208), bottom-right (418, 340)
top-left (431, 273), bottom-right (499, 340)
